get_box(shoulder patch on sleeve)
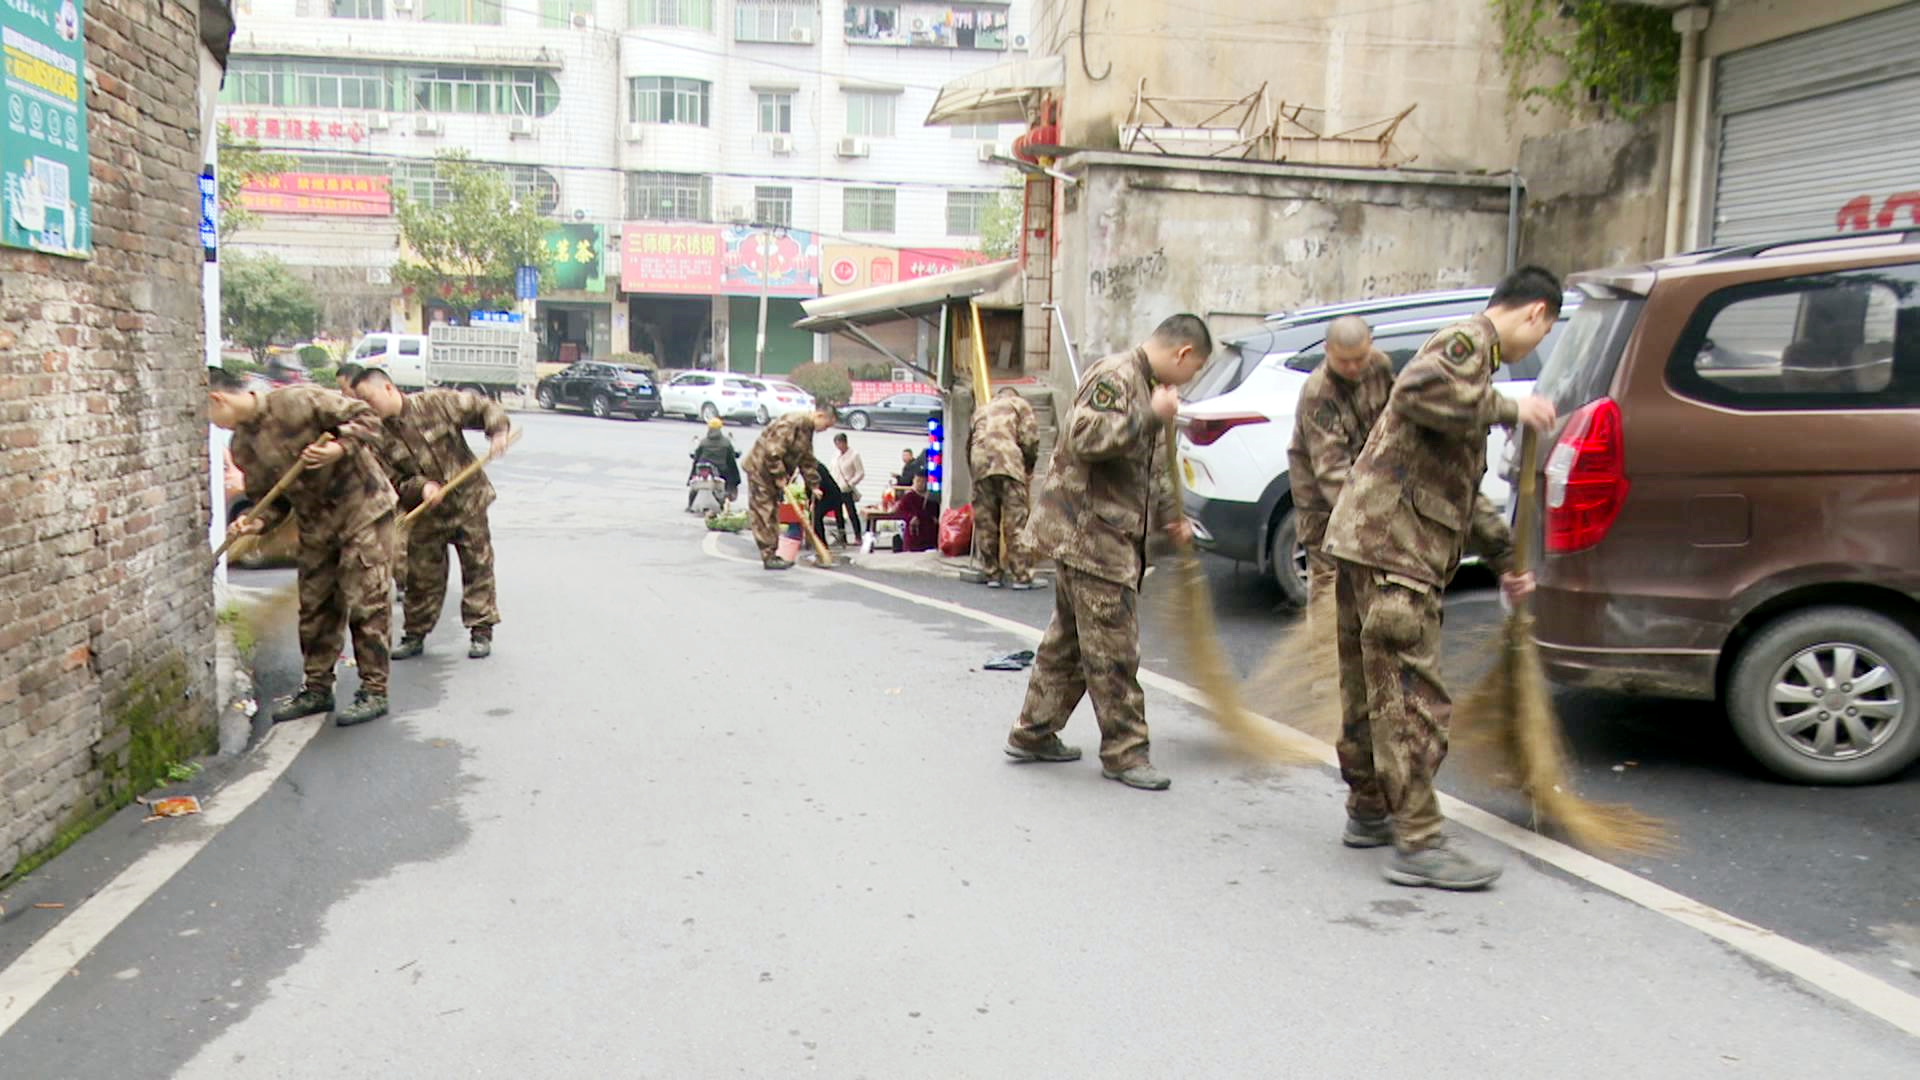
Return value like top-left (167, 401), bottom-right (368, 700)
top-left (1088, 377), bottom-right (1125, 413)
top-left (1446, 332), bottom-right (1476, 362)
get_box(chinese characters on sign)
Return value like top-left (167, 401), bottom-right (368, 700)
top-left (542, 223), bottom-right (605, 293)
top-left (3, 0), bottom-right (92, 258)
top-left (240, 172), bottom-right (393, 216)
top-left (619, 223), bottom-right (820, 298)
top-left (220, 114), bottom-right (368, 144)
top-left (820, 245), bottom-right (988, 295)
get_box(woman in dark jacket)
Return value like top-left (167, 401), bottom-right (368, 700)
top-left (689, 419), bottom-right (741, 508)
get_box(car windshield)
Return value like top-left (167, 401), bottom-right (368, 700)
top-left (1534, 296), bottom-right (1644, 414)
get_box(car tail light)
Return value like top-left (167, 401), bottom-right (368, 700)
top-left (1182, 414), bottom-right (1268, 447)
top-left (1544, 397), bottom-right (1629, 554)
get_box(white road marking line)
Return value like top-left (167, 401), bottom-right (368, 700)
top-left (0, 717), bottom-right (326, 1039)
top-left (705, 533), bottom-right (1920, 1039)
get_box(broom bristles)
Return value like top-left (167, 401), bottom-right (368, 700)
top-left (1165, 552), bottom-right (1320, 766)
top-left (1456, 614), bottom-right (1671, 856)
top-left (1242, 586), bottom-right (1343, 744)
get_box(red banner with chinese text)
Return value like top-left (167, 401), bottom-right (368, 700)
top-left (239, 173), bottom-right (392, 216)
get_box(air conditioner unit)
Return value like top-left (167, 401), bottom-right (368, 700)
top-left (768, 133), bottom-right (794, 154)
top-left (786, 26), bottom-right (813, 44)
top-left (977, 143), bottom-right (1002, 163)
top-left (393, 0), bottom-right (412, 11)
top-left (365, 113), bottom-right (390, 132)
top-left (570, 11), bottom-right (592, 28)
top-left (836, 136), bottom-right (869, 159)
top-left (508, 115), bottom-right (536, 138)
top-left (726, 205), bottom-right (748, 224)
top-left (624, 123), bottom-right (646, 144)
top-left (413, 115), bottom-right (443, 136)
top-left (1014, 34), bottom-right (1027, 48)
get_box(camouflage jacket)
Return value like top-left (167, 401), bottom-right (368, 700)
top-left (374, 389), bottom-right (512, 522)
top-left (1322, 316), bottom-right (1519, 589)
top-left (1027, 349), bottom-right (1176, 589)
top-left (1287, 349), bottom-right (1393, 549)
top-left (231, 386), bottom-right (396, 539)
top-left (742, 410), bottom-right (821, 488)
top-left (968, 393), bottom-right (1039, 482)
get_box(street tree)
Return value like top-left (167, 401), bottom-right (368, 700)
top-left (216, 129), bottom-right (293, 242)
top-left (976, 182), bottom-right (1025, 261)
top-left (393, 152), bottom-right (552, 318)
top-left (222, 253), bottom-right (319, 365)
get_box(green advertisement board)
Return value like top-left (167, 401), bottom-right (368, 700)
top-left (3, 0), bottom-right (90, 258)
top-left (543, 223), bottom-right (604, 293)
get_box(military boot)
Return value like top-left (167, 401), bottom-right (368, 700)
top-left (763, 555), bottom-right (794, 571)
top-left (1102, 763), bottom-right (1172, 791)
top-left (335, 691), bottom-right (388, 728)
top-left (468, 631), bottom-right (492, 660)
top-left (1341, 816), bottom-right (1394, 849)
top-left (392, 635), bottom-right (426, 660)
top-left (271, 687), bottom-right (333, 724)
top-left (1385, 838), bottom-right (1502, 891)
top-left (1004, 736), bottom-right (1082, 763)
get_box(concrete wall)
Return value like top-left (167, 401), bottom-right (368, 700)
top-left (1053, 154), bottom-right (1514, 380)
top-left (1518, 108), bottom-right (1673, 276)
top-left (1, 0), bottom-right (218, 878)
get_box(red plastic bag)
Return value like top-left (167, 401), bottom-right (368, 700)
top-left (938, 504), bottom-right (974, 557)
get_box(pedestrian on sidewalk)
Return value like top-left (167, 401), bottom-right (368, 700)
top-left (830, 433), bottom-right (865, 545)
top-left (211, 368), bottom-right (397, 727)
top-left (1002, 314), bottom-right (1212, 791)
top-left (813, 458), bottom-right (848, 546)
top-left (968, 387), bottom-right (1040, 589)
top-left (742, 405), bottom-right (834, 570)
top-left (351, 369), bottom-right (513, 661)
top-left (1322, 266), bottom-right (1560, 890)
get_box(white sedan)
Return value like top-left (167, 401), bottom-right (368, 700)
top-left (660, 371), bottom-right (762, 424)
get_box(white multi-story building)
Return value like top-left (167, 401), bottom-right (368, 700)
top-left (217, 0), bottom-right (1029, 371)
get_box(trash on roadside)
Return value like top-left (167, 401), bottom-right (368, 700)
top-left (33, 902), bottom-right (65, 910)
top-left (140, 796), bottom-right (202, 822)
top-left (983, 650), bottom-right (1035, 672)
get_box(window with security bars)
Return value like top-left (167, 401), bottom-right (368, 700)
top-left (844, 92), bottom-right (896, 138)
top-left (844, 188), bottom-right (895, 233)
top-left (422, 0), bottom-right (502, 25)
top-left (736, 0), bottom-right (815, 42)
top-left (414, 67), bottom-right (558, 116)
top-left (629, 0), bottom-right (712, 30)
top-left (627, 172), bottom-right (711, 221)
top-left (948, 122), bottom-right (1001, 140)
top-left (330, 0), bottom-right (383, 18)
top-left (757, 92), bottom-right (793, 134)
top-left (218, 60), bottom-right (556, 116)
top-left (393, 162), bottom-right (560, 214)
top-left (630, 77), bottom-right (711, 126)
top-left (946, 190), bottom-right (992, 236)
top-left (540, 0), bottom-right (590, 25)
top-left (754, 187), bottom-right (792, 227)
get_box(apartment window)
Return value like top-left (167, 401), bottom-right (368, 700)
top-left (422, 0), bottom-right (502, 25)
top-left (540, 0), bottom-right (590, 24)
top-left (736, 0), bottom-right (815, 42)
top-left (414, 67), bottom-right (559, 117)
top-left (627, 171), bottom-right (711, 221)
top-left (330, 0), bottom-right (383, 18)
top-left (221, 59), bottom-right (396, 111)
top-left (630, 77), bottom-right (711, 126)
top-left (757, 92), bottom-right (793, 134)
top-left (393, 162), bottom-right (561, 214)
top-left (844, 188), bottom-right (895, 233)
top-left (754, 186), bottom-right (793, 227)
top-left (629, 0), bottom-right (712, 30)
top-left (843, 4), bottom-right (899, 41)
top-left (846, 3), bottom-right (1007, 48)
top-left (946, 190), bottom-right (992, 237)
top-left (949, 122), bottom-right (1001, 140)
top-left (845, 92), bottom-right (896, 138)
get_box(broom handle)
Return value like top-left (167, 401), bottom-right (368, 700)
top-left (213, 434), bottom-right (334, 562)
top-left (1511, 425), bottom-right (1541, 578)
top-left (402, 427), bottom-right (522, 529)
top-left (786, 487), bottom-right (833, 566)
top-left (1164, 421), bottom-right (1191, 551)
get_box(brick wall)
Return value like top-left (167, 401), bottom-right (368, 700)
top-left (0, 0), bottom-right (217, 878)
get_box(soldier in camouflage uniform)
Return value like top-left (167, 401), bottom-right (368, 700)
top-left (211, 368), bottom-right (398, 727)
top-left (1321, 267), bottom-right (1562, 890)
top-left (1004, 315), bottom-right (1213, 791)
top-left (1288, 315), bottom-right (1394, 604)
top-left (351, 369), bottom-right (513, 660)
top-left (967, 387), bottom-right (1040, 589)
top-left (742, 405), bottom-right (835, 570)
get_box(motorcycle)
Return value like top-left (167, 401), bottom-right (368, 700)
top-left (686, 460), bottom-right (731, 515)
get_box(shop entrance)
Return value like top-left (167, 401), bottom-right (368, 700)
top-left (627, 295), bottom-right (713, 369)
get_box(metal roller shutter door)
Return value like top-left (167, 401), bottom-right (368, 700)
top-left (1711, 3), bottom-right (1920, 246)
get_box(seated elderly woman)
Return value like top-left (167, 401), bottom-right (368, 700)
top-left (891, 474), bottom-right (941, 552)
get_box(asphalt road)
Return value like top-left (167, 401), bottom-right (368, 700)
top-left (1, 407), bottom-right (1916, 1076)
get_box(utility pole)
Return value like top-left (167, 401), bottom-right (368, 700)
top-left (753, 229), bottom-right (771, 377)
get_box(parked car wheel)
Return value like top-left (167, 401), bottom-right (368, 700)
top-left (757, 405), bottom-right (771, 425)
top-left (846, 410), bottom-right (870, 431)
top-left (537, 385), bottom-right (556, 410)
top-left (591, 394), bottom-right (612, 419)
top-left (1267, 507), bottom-right (1309, 608)
top-left (700, 402), bottom-right (719, 422)
top-left (1726, 606), bottom-right (1920, 784)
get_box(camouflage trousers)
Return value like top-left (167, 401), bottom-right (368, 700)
top-left (972, 474), bottom-right (1032, 583)
top-left (1333, 558), bottom-right (1449, 851)
top-left (1008, 565), bottom-right (1151, 771)
top-left (747, 471), bottom-right (785, 559)
top-left (404, 510), bottom-right (499, 639)
top-left (297, 512), bottom-right (396, 697)
top-left (1305, 545), bottom-right (1338, 607)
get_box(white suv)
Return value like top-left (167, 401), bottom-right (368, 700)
top-left (745, 378), bottom-right (816, 424)
top-left (1179, 296), bottom-right (1572, 606)
top-left (661, 371), bottom-right (762, 423)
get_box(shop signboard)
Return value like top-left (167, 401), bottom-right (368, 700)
top-left (542, 223), bottom-right (605, 293)
top-left (3, 0), bottom-right (90, 257)
top-left (820, 245), bottom-right (988, 295)
top-left (241, 172), bottom-right (392, 216)
top-left (620, 222), bottom-right (819, 298)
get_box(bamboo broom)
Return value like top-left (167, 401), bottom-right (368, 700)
top-left (1161, 425), bottom-right (1318, 765)
top-left (784, 486), bottom-right (834, 567)
top-left (401, 427), bottom-right (523, 529)
top-left (1452, 426), bottom-right (1669, 855)
top-left (213, 434), bottom-right (334, 568)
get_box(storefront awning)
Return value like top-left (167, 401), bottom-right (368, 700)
top-left (795, 259), bottom-right (1022, 334)
top-left (924, 55), bottom-right (1064, 127)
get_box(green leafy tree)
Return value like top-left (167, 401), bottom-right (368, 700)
top-left (788, 361), bottom-right (853, 407)
top-left (393, 152), bottom-right (552, 318)
top-left (216, 130), bottom-right (293, 241)
top-left (1493, 0), bottom-right (1680, 119)
top-left (222, 253), bottom-right (319, 364)
top-left (975, 182), bottom-right (1025, 261)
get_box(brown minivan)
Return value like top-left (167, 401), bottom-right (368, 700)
top-left (1528, 229), bottom-right (1920, 784)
